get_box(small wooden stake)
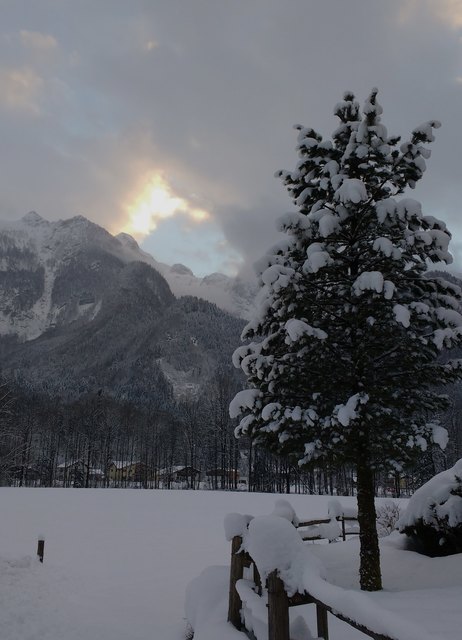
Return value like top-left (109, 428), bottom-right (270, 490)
top-left (37, 538), bottom-right (45, 563)
top-left (267, 571), bottom-right (289, 640)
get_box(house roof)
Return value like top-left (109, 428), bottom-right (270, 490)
top-left (57, 460), bottom-right (82, 469)
top-left (158, 465), bottom-right (200, 476)
top-left (110, 460), bottom-right (137, 469)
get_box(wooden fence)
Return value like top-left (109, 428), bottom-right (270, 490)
top-left (228, 515), bottom-right (395, 640)
top-left (297, 515), bottom-right (359, 542)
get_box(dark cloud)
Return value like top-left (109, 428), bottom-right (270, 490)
top-left (0, 0), bottom-right (462, 275)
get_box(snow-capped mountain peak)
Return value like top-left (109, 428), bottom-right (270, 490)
top-left (21, 211), bottom-right (48, 226)
top-left (115, 232), bottom-right (142, 251)
top-left (0, 213), bottom-right (254, 341)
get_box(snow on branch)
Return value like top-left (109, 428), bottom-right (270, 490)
top-left (284, 319), bottom-right (327, 343)
top-left (334, 178), bottom-right (368, 204)
top-left (334, 393), bottom-right (369, 427)
top-left (229, 389), bottom-right (261, 419)
top-left (352, 271), bottom-right (384, 296)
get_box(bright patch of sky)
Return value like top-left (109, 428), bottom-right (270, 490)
top-left (122, 174), bottom-right (209, 237)
top-left (141, 213), bottom-right (242, 278)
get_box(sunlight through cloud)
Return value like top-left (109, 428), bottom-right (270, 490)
top-left (145, 40), bottom-right (159, 51)
top-left (123, 174), bottom-right (210, 238)
top-left (399, 0), bottom-right (462, 29)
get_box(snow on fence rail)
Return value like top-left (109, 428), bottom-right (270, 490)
top-left (225, 507), bottom-right (395, 640)
top-left (297, 514), bottom-right (358, 542)
top-left (271, 495), bottom-right (359, 543)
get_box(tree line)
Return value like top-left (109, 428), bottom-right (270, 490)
top-left (1, 367), bottom-right (460, 495)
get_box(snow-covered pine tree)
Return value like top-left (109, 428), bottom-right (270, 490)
top-left (230, 89), bottom-right (462, 591)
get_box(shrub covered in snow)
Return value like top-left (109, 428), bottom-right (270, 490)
top-left (398, 459), bottom-right (462, 556)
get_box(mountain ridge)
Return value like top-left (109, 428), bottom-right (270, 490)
top-left (0, 212), bottom-right (245, 403)
top-left (0, 212), bottom-right (254, 342)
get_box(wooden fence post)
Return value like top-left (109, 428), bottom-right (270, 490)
top-left (37, 538), bottom-right (45, 563)
top-left (316, 603), bottom-right (329, 640)
top-left (341, 516), bottom-right (346, 542)
top-left (253, 562), bottom-right (262, 596)
top-left (228, 535), bottom-right (247, 629)
top-left (267, 570), bottom-right (289, 640)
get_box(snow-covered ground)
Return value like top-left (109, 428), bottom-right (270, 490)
top-left (0, 488), bottom-right (460, 640)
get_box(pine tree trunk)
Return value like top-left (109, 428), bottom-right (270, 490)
top-left (356, 461), bottom-right (382, 591)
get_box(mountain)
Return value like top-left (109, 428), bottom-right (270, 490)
top-left (0, 213), bottom-right (253, 344)
top-left (0, 213), bottom-right (245, 402)
top-left (115, 233), bottom-right (256, 321)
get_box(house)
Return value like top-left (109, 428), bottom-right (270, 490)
top-left (158, 465), bottom-right (201, 484)
top-left (205, 468), bottom-right (240, 483)
top-left (9, 465), bottom-right (41, 484)
top-left (56, 460), bottom-right (85, 484)
top-left (56, 460), bottom-right (105, 486)
top-left (107, 461), bottom-right (153, 483)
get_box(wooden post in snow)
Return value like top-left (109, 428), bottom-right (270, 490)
top-left (228, 535), bottom-right (247, 629)
top-left (267, 570), bottom-right (289, 640)
top-left (253, 562), bottom-right (262, 596)
top-left (316, 603), bottom-right (329, 640)
top-left (37, 538), bottom-right (45, 563)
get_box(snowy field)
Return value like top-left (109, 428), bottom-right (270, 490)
top-left (0, 488), bottom-right (461, 640)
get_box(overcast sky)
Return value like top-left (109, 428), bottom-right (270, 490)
top-left (1, 0), bottom-right (462, 277)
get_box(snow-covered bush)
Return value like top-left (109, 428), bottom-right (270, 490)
top-left (376, 501), bottom-right (401, 538)
top-left (398, 459), bottom-right (462, 556)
